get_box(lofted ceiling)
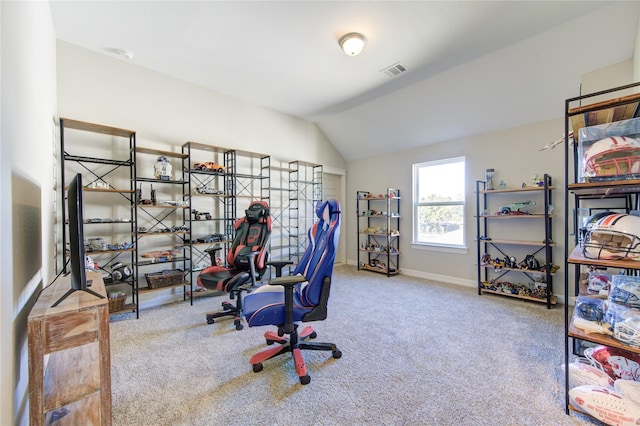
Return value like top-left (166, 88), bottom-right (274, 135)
top-left (50, 1), bottom-right (640, 162)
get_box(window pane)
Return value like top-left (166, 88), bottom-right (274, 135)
top-left (416, 205), bottom-right (464, 246)
top-left (418, 161), bottom-right (464, 202)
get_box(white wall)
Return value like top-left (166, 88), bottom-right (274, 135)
top-left (1, 2), bottom-right (57, 425)
top-left (56, 41), bottom-right (347, 308)
top-left (345, 58), bottom-right (639, 302)
top-left (347, 118), bottom-right (566, 290)
top-left (57, 42), bottom-right (345, 170)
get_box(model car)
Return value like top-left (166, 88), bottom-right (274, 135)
top-left (197, 233), bottom-right (225, 243)
top-left (498, 200), bottom-right (536, 215)
top-left (193, 162), bottom-right (225, 173)
top-left (196, 186), bottom-right (225, 195)
top-left (85, 237), bottom-right (108, 252)
top-left (192, 209), bottom-right (212, 220)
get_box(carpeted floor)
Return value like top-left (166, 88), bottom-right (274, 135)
top-left (109, 265), bottom-right (600, 425)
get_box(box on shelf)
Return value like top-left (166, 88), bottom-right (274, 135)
top-left (108, 292), bottom-right (126, 312)
top-left (578, 117), bottom-right (640, 182)
top-left (145, 269), bottom-right (184, 289)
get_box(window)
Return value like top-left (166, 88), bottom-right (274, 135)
top-left (412, 157), bottom-right (465, 248)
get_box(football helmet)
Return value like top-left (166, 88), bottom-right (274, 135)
top-left (575, 297), bottom-right (606, 322)
top-left (614, 317), bottom-right (640, 348)
top-left (587, 271), bottom-right (612, 293)
top-left (583, 136), bottom-right (640, 178)
top-left (610, 278), bottom-right (640, 308)
top-left (585, 345), bottom-right (640, 381)
top-left (581, 213), bottom-right (640, 260)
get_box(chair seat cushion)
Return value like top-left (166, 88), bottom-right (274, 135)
top-left (198, 267), bottom-right (244, 291)
top-left (243, 285), bottom-right (312, 327)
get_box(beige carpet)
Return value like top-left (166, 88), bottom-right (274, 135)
top-left (109, 265), bottom-right (598, 425)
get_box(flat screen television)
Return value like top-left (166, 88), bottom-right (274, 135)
top-left (52, 173), bottom-right (103, 307)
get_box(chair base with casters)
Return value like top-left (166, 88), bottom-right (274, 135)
top-left (200, 248), bottom-right (259, 331)
top-left (251, 325), bottom-right (341, 385)
top-left (244, 268), bottom-right (341, 384)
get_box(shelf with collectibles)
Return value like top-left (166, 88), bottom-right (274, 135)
top-left (356, 188), bottom-right (400, 276)
top-left (563, 81), bottom-right (640, 425)
top-left (475, 173), bottom-right (556, 308)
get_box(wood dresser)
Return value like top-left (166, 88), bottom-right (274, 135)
top-left (28, 271), bottom-right (111, 425)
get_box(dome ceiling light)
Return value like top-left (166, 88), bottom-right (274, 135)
top-left (339, 33), bottom-right (366, 56)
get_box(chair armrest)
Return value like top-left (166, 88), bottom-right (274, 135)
top-left (204, 245), bottom-right (223, 254)
top-left (267, 260), bottom-right (295, 277)
top-left (204, 245), bottom-right (223, 265)
top-left (268, 275), bottom-right (306, 287)
top-left (267, 275), bottom-right (305, 334)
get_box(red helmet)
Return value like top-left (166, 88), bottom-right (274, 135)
top-left (583, 136), bottom-right (640, 178)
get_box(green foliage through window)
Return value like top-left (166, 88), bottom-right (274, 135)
top-left (413, 157), bottom-right (465, 247)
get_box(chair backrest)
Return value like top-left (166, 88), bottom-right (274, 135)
top-left (295, 199), bottom-right (341, 308)
top-left (228, 201), bottom-right (271, 273)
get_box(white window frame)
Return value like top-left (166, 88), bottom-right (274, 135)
top-left (412, 156), bottom-right (466, 251)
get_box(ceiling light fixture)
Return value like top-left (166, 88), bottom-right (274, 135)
top-left (339, 33), bottom-right (366, 56)
top-left (117, 49), bottom-right (134, 60)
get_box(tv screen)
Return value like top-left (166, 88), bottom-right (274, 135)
top-left (52, 173), bottom-right (102, 307)
top-left (68, 173), bottom-right (87, 290)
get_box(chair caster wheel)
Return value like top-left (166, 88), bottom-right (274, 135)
top-left (309, 331), bottom-right (317, 339)
top-left (252, 363), bottom-right (263, 373)
top-left (332, 350), bottom-right (342, 359)
top-left (206, 316), bottom-right (215, 325)
top-left (300, 375), bottom-right (311, 385)
top-left (235, 323), bottom-right (244, 331)
top-left (222, 302), bottom-right (233, 310)
top-left (266, 339), bottom-right (274, 345)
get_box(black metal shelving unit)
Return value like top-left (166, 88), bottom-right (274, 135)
top-left (134, 146), bottom-right (191, 315)
top-left (356, 188), bottom-right (401, 276)
top-left (59, 118), bottom-right (137, 316)
top-left (288, 161), bottom-right (322, 266)
top-left (563, 81), bottom-right (640, 421)
top-left (475, 176), bottom-right (555, 308)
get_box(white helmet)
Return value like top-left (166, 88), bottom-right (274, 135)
top-left (614, 317), bottom-right (640, 348)
top-left (583, 136), bottom-right (640, 178)
top-left (582, 213), bottom-right (640, 260)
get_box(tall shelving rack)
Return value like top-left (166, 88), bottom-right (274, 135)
top-left (59, 118), bottom-right (137, 315)
top-left (134, 147), bottom-right (192, 316)
top-left (182, 142), bottom-right (233, 288)
top-left (563, 82), bottom-right (640, 421)
top-left (268, 164), bottom-right (295, 265)
top-left (58, 120), bottom-right (323, 314)
top-left (225, 149), bottom-right (271, 227)
top-left (288, 161), bottom-right (322, 266)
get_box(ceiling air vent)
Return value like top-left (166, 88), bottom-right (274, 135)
top-left (381, 62), bottom-right (407, 78)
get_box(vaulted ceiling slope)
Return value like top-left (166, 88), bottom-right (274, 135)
top-left (50, 1), bottom-right (640, 161)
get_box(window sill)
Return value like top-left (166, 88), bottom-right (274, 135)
top-left (411, 242), bottom-right (468, 255)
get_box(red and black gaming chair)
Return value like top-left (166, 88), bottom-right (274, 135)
top-left (242, 199), bottom-right (341, 384)
top-left (197, 201), bottom-right (271, 330)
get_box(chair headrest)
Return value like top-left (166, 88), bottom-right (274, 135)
top-left (315, 199), bottom-right (340, 221)
top-left (245, 201), bottom-right (270, 224)
top-left (315, 200), bottom-right (328, 220)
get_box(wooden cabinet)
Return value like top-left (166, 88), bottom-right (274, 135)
top-left (356, 188), bottom-right (401, 276)
top-left (28, 271), bottom-right (111, 426)
top-left (475, 176), bottom-right (556, 308)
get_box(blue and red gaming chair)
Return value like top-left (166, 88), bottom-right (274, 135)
top-left (197, 201), bottom-right (271, 330)
top-left (242, 199), bottom-right (341, 384)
